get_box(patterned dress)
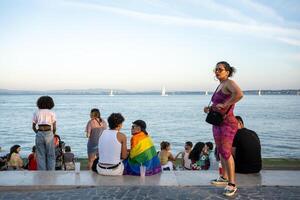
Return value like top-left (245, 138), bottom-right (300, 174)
top-left (212, 89), bottom-right (238, 160)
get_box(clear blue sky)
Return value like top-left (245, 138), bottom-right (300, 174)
top-left (0, 0), bottom-right (299, 91)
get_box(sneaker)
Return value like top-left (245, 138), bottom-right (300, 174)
top-left (211, 176), bottom-right (229, 185)
top-left (223, 185), bottom-right (237, 197)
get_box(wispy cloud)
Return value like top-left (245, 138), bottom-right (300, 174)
top-left (187, 0), bottom-right (257, 24)
top-left (240, 0), bottom-right (284, 22)
top-left (63, 1), bottom-right (300, 46)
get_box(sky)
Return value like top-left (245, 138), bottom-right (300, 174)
top-left (0, 0), bottom-right (300, 91)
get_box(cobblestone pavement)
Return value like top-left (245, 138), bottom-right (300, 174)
top-left (1, 186), bottom-right (300, 200)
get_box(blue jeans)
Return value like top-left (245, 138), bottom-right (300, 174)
top-left (35, 131), bottom-right (55, 170)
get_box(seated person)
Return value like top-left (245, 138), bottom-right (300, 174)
top-left (63, 146), bottom-right (75, 170)
top-left (54, 134), bottom-right (65, 170)
top-left (27, 146), bottom-right (37, 170)
top-left (232, 116), bottom-right (262, 174)
top-left (123, 120), bottom-right (161, 176)
top-left (175, 141), bottom-right (193, 170)
top-left (96, 113), bottom-right (128, 176)
top-left (199, 142), bottom-right (214, 170)
top-left (0, 154), bottom-right (8, 171)
top-left (158, 141), bottom-right (176, 170)
top-left (189, 142), bottom-right (208, 170)
top-left (7, 145), bottom-right (24, 170)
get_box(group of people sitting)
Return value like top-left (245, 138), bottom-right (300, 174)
top-left (0, 111), bottom-right (261, 176)
top-left (0, 141), bottom-right (76, 171)
top-left (158, 141), bottom-right (214, 171)
top-left (86, 111), bottom-right (261, 176)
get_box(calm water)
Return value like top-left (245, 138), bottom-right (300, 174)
top-left (0, 95), bottom-right (299, 158)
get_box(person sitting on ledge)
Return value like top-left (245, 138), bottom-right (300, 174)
top-left (175, 141), bottom-right (193, 170)
top-left (189, 142), bottom-right (208, 170)
top-left (63, 146), bottom-right (75, 170)
top-left (123, 120), bottom-right (161, 176)
top-left (7, 145), bottom-right (24, 170)
top-left (26, 146), bottom-right (37, 170)
top-left (95, 113), bottom-right (127, 176)
top-left (232, 116), bottom-right (262, 174)
top-left (158, 141), bottom-right (176, 171)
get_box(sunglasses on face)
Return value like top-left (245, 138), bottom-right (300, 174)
top-left (214, 68), bottom-right (225, 73)
top-left (131, 125), bottom-right (138, 129)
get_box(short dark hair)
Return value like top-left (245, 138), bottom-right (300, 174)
top-left (32, 146), bottom-right (36, 153)
top-left (133, 120), bottom-right (148, 135)
top-left (65, 146), bottom-right (71, 152)
top-left (185, 141), bottom-right (193, 147)
top-left (160, 141), bottom-right (170, 150)
top-left (107, 113), bottom-right (125, 129)
top-left (206, 142), bottom-right (213, 151)
top-left (235, 116), bottom-right (244, 125)
top-left (36, 96), bottom-right (55, 109)
top-left (216, 61), bottom-right (236, 77)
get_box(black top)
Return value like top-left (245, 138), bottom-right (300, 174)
top-left (233, 128), bottom-right (262, 173)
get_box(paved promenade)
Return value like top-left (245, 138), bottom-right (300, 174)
top-left (1, 185), bottom-right (300, 200)
top-left (0, 170), bottom-right (300, 199)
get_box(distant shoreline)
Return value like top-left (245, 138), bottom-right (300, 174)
top-left (0, 89), bottom-right (299, 96)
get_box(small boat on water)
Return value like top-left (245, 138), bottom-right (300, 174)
top-left (109, 90), bottom-right (114, 96)
top-left (161, 86), bottom-right (168, 96)
top-left (258, 90), bottom-right (262, 96)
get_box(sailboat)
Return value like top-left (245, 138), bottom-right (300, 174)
top-left (205, 91), bottom-right (209, 95)
top-left (258, 90), bottom-right (262, 96)
top-left (161, 86), bottom-right (168, 96)
top-left (109, 90), bottom-right (114, 96)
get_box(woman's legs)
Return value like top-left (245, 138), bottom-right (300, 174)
top-left (220, 154), bottom-right (228, 179)
top-left (88, 153), bottom-right (96, 170)
top-left (220, 154), bottom-right (235, 184)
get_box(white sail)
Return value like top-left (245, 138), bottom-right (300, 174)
top-left (205, 91), bottom-right (208, 95)
top-left (258, 90), bottom-right (262, 96)
top-left (109, 90), bottom-right (114, 96)
top-left (161, 86), bottom-right (168, 96)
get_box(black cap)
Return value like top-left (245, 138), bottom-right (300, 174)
top-left (132, 120), bottom-right (146, 130)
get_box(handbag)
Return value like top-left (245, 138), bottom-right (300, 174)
top-left (205, 85), bottom-right (231, 126)
top-left (206, 110), bottom-right (224, 126)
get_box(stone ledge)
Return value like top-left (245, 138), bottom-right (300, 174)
top-left (0, 170), bottom-right (299, 190)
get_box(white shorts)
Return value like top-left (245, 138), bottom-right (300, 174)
top-left (96, 162), bottom-right (124, 176)
top-left (161, 161), bottom-right (173, 171)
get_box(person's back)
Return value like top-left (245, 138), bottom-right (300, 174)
top-left (96, 113), bottom-right (127, 176)
top-left (233, 116), bottom-right (262, 174)
top-left (27, 146), bottom-right (37, 170)
top-left (98, 129), bottom-right (121, 165)
top-left (159, 141), bottom-right (175, 171)
top-left (159, 150), bottom-right (169, 165)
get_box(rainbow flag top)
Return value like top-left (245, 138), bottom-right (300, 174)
top-left (123, 131), bottom-right (161, 176)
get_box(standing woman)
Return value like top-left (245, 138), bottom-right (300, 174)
top-left (204, 61), bottom-right (243, 196)
top-left (32, 96), bottom-right (56, 170)
top-left (85, 108), bottom-right (107, 170)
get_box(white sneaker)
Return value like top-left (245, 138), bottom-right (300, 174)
top-left (223, 185), bottom-right (237, 197)
top-left (211, 176), bottom-right (229, 185)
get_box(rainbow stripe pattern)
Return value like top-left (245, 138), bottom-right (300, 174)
top-left (123, 132), bottom-right (161, 176)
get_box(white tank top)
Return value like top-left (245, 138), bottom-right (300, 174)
top-left (98, 129), bottom-right (121, 165)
